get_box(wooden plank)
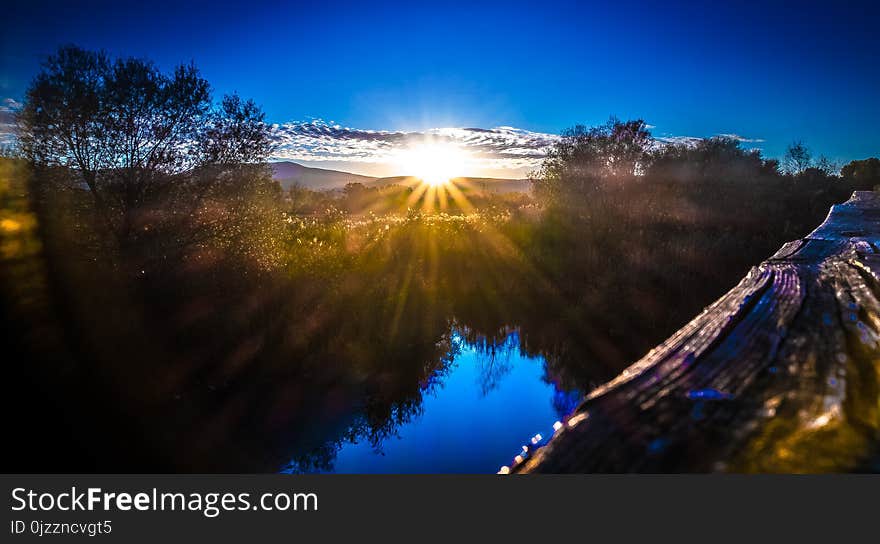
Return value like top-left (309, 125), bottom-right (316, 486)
top-left (510, 191), bottom-right (880, 473)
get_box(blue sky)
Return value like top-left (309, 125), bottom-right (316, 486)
top-left (2, 0), bottom-right (878, 177)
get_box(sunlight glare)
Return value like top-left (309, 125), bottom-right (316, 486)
top-left (396, 143), bottom-right (469, 187)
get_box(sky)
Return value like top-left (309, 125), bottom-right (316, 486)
top-left (1, 0), bottom-right (879, 178)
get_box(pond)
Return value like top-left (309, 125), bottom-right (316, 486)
top-left (283, 328), bottom-right (582, 473)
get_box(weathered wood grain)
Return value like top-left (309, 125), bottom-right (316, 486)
top-left (510, 191), bottom-right (880, 473)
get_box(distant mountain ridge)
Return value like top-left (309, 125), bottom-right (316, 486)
top-left (271, 162), bottom-right (377, 190)
top-left (270, 161), bottom-right (529, 193)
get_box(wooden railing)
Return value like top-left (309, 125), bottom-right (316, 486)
top-left (511, 191), bottom-right (880, 473)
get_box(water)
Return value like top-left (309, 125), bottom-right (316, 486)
top-left (284, 328), bottom-right (582, 473)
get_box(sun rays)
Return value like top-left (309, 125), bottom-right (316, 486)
top-left (403, 176), bottom-right (475, 213)
top-left (395, 142), bottom-right (470, 187)
top-left (390, 141), bottom-right (481, 213)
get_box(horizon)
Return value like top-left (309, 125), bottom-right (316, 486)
top-left (2, 0), bottom-right (879, 179)
top-left (268, 158), bottom-right (530, 181)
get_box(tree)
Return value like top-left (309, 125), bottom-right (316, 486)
top-left (815, 156), bottom-right (839, 176)
top-left (841, 158), bottom-right (880, 190)
top-left (18, 45), bottom-right (275, 253)
top-left (532, 117), bottom-right (651, 202)
top-left (783, 141), bottom-right (812, 175)
top-left (0, 143), bottom-right (20, 159)
top-left (647, 136), bottom-right (773, 185)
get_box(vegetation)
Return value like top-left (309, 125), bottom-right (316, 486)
top-left (4, 46), bottom-right (880, 472)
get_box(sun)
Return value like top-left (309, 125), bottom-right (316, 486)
top-left (395, 143), bottom-right (469, 186)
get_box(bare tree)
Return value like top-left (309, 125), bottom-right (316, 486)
top-left (815, 155), bottom-right (839, 176)
top-left (783, 141), bottom-right (812, 175)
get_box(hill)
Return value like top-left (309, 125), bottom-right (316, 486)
top-left (271, 162), bottom-right (377, 190)
top-left (271, 161), bottom-right (531, 193)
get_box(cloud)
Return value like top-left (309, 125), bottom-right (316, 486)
top-left (715, 133), bottom-right (765, 143)
top-left (0, 98), bottom-right (21, 147)
top-left (652, 135), bottom-right (704, 148)
top-left (271, 120), bottom-right (769, 176)
top-left (652, 132), bottom-right (765, 149)
top-left (2, 98), bottom-right (22, 111)
top-left (270, 119), bottom-right (560, 175)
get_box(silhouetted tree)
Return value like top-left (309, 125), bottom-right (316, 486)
top-left (532, 117), bottom-right (651, 202)
top-left (647, 136), bottom-right (775, 185)
top-left (0, 143), bottom-right (21, 159)
top-left (815, 156), bottom-right (839, 177)
top-left (18, 45), bottom-right (276, 257)
top-left (783, 141), bottom-right (812, 175)
top-left (841, 158), bottom-right (880, 190)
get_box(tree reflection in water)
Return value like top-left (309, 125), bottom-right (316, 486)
top-left (281, 328), bottom-right (581, 474)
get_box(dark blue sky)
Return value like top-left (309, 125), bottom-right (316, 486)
top-left (2, 0), bottom-right (878, 174)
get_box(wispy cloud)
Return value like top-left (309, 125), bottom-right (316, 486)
top-left (272, 119), bottom-right (766, 177)
top-left (716, 133), bottom-right (764, 143)
top-left (653, 135), bottom-right (704, 147)
top-left (270, 120), bottom-right (560, 177)
top-left (1, 98), bottom-right (22, 111)
top-left (0, 98), bottom-right (21, 147)
top-left (653, 132), bottom-right (765, 149)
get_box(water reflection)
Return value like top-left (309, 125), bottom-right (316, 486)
top-left (283, 328), bottom-right (580, 473)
